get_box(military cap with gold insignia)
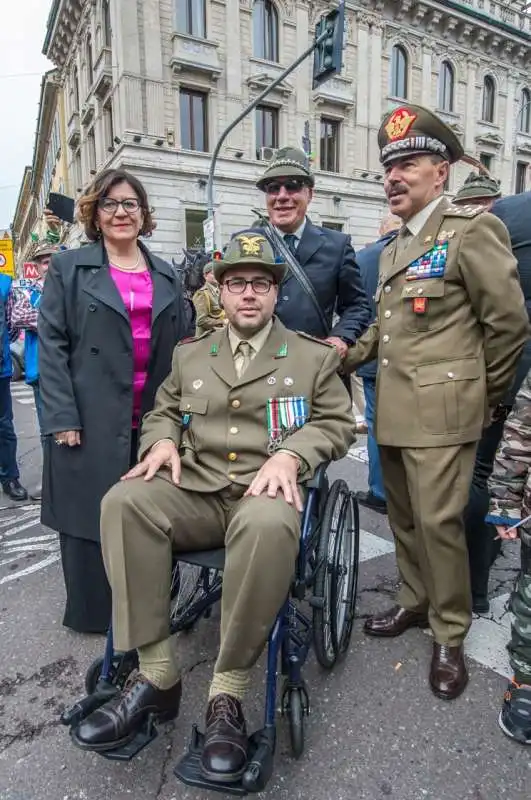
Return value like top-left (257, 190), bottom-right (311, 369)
top-left (453, 171), bottom-right (501, 204)
top-left (378, 103), bottom-right (464, 166)
top-left (256, 146), bottom-right (315, 190)
top-left (214, 230), bottom-right (287, 283)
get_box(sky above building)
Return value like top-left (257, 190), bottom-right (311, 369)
top-left (0, 1), bottom-right (52, 231)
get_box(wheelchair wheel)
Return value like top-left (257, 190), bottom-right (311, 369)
top-left (170, 563), bottom-right (222, 633)
top-left (84, 651), bottom-right (139, 695)
top-left (312, 479), bottom-right (359, 669)
top-left (286, 688), bottom-right (304, 759)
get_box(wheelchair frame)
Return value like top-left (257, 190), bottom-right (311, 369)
top-left (61, 466), bottom-right (360, 796)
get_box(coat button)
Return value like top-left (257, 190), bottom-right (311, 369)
top-left (447, 371), bottom-right (455, 378)
top-left (384, 285), bottom-right (391, 293)
top-left (231, 399), bottom-right (241, 409)
top-left (90, 346), bottom-right (99, 354)
top-left (382, 358), bottom-right (389, 367)
top-left (228, 452), bottom-right (238, 461)
top-left (230, 426), bottom-right (239, 434)
top-left (383, 334), bottom-right (390, 343)
top-left (384, 310), bottom-right (391, 319)
top-left (88, 303), bottom-right (97, 312)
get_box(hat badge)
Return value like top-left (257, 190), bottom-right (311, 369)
top-left (385, 108), bottom-right (417, 142)
top-left (237, 234), bottom-right (264, 257)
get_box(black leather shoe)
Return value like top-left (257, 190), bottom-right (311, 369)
top-left (201, 694), bottom-right (248, 783)
top-left (429, 643), bottom-right (468, 700)
top-left (2, 479), bottom-right (28, 501)
top-left (355, 490), bottom-right (387, 514)
top-left (364, 605), bottom-right (429, 637)
top-left (74, 671), bottom-right (181, 751)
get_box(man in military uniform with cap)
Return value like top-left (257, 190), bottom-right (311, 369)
top-left (192, 258), bottom-right (226, 337)
top-left (74, 231), bottom-right (355, 780)
top-left (343, 102), bottom-right (529, 700)
top-left (251, 147), bottom-right (370, 357)
top-left (453, 171), bottom-right (501, 209)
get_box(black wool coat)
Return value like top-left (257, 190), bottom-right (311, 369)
top-left (38, 240), bottom-right (191, 541)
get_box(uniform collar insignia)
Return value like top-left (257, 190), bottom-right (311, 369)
top-left (209, 343), bottom-right (218, 355)
top-left (275, 342), bottom-right (288, 358)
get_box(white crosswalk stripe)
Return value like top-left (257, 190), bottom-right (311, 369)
top-left (10, 383), bottom-right (35, 406)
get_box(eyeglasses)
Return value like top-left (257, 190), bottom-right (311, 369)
top-left (264, 178), bottom-right (308, 195)
top-left (98, 197), bottom-right (141, 214)
top-left (223, 277), bottom-right (274, 295)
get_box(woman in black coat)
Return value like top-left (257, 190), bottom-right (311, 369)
top-left (38, 168), bottom-right (191, 633)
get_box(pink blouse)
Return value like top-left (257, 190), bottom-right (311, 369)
top-left (110, 266), bottom-right (153, 428)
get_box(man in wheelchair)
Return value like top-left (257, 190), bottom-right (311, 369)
top-left (74, 231), bottom-right (356, 783)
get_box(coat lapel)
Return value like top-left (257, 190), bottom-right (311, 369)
top-left (294, 221), bottom-right (325, 267)
top-left (80, 242), bottom-right (129, 320)
top-left (148, 249), bottom-right (178, 324)
top-left (208, 328), bottom-right (237, 386)
top-left (381, 198), bottom-right (450, 283)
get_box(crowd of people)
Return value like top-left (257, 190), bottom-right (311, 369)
top-left (0, 99), bottom-right (530, 777)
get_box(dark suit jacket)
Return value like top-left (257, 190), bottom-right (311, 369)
top-left (38, 239), bottom-right (191, 541)
top-left (248, 220), bottom-right (370, 342)
top-left (492, 191), bottom-right (531, 405)
top-left (354, 231), bottom-right (398, 380)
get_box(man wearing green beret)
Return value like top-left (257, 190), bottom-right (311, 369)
top-left (453, 171), bottom-right (501, 209)
top-left (73, 230), bottom-right (355, 780)
top-left (343, 102), bottom-right (529, 700)
top-left (251, 146), bottom-right (370, 357)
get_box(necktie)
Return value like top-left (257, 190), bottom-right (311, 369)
top-left (394, 226), bottom-right (412, 260)
top-left (283, 234), bottom-right (298, 256)
top-left (236, 341), bottom-right (253, 378)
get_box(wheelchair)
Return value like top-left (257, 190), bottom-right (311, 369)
top-left (61, 464), bottom-right (360, 795)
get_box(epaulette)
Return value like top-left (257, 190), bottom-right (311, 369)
top-left (296, 331), bottom-right (335, 347)
top-left (443, 203), bottom-right (486, 219)
top-left (178, 330), bottom-right (213, 346)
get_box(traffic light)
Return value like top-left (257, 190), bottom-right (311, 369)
top-left (312, 2), bottom-right (345, 90)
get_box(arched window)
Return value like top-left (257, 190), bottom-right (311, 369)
top-left (253, 0), bottom-right (279, 63)
top-left (102, 0), bottom-right (112, 48)
top-left (86, 35), bottom-right (93, 87)
top-left (438, 61), bottom-right (454, 112)
top-left (519, 88), bottom-right (531, 134)
top-left (482, 75), bottom-right (495, 123)
top-left (390, 45), bottom-right (408, 99)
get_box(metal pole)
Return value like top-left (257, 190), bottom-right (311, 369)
top-left (206, 26), bottom-right (332, 247)
top-left (512, 99), bottom-right (531, 193)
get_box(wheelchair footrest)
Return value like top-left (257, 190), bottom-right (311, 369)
top-left (70, 714), bottom-right (158, 762)
top-left (174, 724), bottom-right (275, 796)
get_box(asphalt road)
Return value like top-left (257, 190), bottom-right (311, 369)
top-left (1, 383), bottom-right (530, 800)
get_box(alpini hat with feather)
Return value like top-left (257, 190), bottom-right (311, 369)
top-left (256, 147), bottom-right (315, 190)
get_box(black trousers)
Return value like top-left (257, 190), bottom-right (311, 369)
top-left (463, 411), bottom-right (508, 605)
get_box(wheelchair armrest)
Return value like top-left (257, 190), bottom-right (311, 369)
top-left (304, 462), bottom-right (329, 491)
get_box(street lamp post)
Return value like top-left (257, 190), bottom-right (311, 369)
top-left (512, 98), bottom-right (531, 193)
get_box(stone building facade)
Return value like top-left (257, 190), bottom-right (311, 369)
top-left (33, 0), bottom-right (531, 259)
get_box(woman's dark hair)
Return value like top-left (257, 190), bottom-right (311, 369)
top-left (77, 168), bottom-right (155, 241)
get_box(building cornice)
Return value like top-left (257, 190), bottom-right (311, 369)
top-left (43, 0), bottom-right (87, 69)
top-left (30, 71), bottom-right (61, 197)
top-left (11, 167), bottom-right (33, 237)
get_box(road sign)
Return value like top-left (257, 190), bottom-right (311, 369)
top-left (203, 216), bottom-right (215, 252)
top-left (23, 263), bottom-right (40, 280)
top-left (0, 235), bottom-right (14, 278)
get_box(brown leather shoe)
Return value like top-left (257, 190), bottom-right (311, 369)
top-left (74, 671), bottom-right (181, 751)
top-left (364, 605), bottom-right (429, 637)
top-left (429, 643), bottom-right (468, 700)
top-left (201, 694), bottom-right (248, 783)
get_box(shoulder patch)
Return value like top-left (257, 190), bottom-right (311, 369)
top-left (443, 203), bottom-right (486, 219)
top-left (178, 330), bottom-right (213, 346)
top-left (296, 331), bottom-right (335, 347)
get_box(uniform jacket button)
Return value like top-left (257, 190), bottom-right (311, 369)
top-left (384, 310), bottom-right (392, 319)
top-left (382, 358), bottom-right (389, 367)
top-left (447, 371), bottom-right (455, 378)
top-left (384, 285), bottom-right (391, 293)
top-left (228, 452), bottom-right (238, 462)
top-left (230, 426), bottom-right (239, 434)
top-left (231, 399), bottom-right (241, 409)
top-left (383, 334), bottom-right (390, 343)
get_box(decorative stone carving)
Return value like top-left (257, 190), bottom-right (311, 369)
top-left (425, 10), bottom-right (442, 34)
top-left (475, 131), bottom-right (504, 148)
top-left (457, 23), bottom-right (474, 45)
top-left (411, 5), bottom-right (427, 27)
top-left (394, 0), bottom-right (413, 23)
top-left (246, 72), bottom-right (293, 99)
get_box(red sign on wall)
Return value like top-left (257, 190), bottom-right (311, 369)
top-left (23, 262), bottom-right (40, 280)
